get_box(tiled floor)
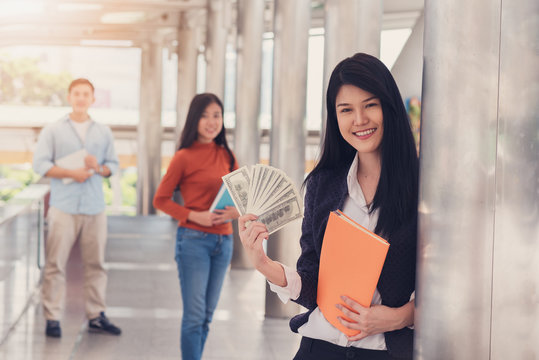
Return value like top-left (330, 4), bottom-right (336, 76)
top-left (0, 216), bottom-right (301, 360)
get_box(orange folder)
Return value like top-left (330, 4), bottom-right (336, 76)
top-left (317, 210), bottom-right (389, 336)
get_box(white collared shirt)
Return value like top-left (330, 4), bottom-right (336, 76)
top-left (268, 153), bottom-right (387, 349)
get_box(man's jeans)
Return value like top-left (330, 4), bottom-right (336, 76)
top-left (175, 227), bottom-right (233, 360)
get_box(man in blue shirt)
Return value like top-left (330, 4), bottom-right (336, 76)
top-left (33, 78), bottom-right (121, 338)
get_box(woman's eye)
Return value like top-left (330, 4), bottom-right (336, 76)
top-left (366, 103), bottom-right (378, 108)
top-left (339, 108), bottom-right (351, 113)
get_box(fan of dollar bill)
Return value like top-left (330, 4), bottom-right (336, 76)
top-left (222, 164), bottom-right (304, 234)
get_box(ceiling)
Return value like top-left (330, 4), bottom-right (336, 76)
top-left (0, 0), bottom-right (424, 48)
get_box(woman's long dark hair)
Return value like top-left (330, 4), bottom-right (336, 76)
top-left (305, 53), bottom-right (419, 240)
top-left (178, 93), bottom-right (235, 171)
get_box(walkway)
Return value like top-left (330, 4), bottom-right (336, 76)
top-left (0, 216), bottom-right (300, 359)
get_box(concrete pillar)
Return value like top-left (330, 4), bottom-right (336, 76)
top-left (490, 0), bottom-right (538, 357)
top-left (266, 0), bottom-right (311, 318)
top-left (136, 39), bottom-right (163, 215)
top-left (176, 12), bottom-right (199, 144)
top-left (415, 0), bottom-right (538, 358)
top-left (322, 0), bottom-right (382, 134)
top-left (231, 0), bottom-right (265, 269)
top-left (205, 0), bottom-right (228, 98)
top-left (391, 12), bottom-right (424, 101)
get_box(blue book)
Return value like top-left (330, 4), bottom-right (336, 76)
top-left (209, 183), bottom-right (236, 212)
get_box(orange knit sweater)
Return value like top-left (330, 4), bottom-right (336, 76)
top-left (153, 141), bottom-right (238, 235)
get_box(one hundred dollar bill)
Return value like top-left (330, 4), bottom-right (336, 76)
top-left (222, 167), bottom-right (251, 214)
top-left (222, 164), bottom-right (303, 234)
top-left (256, 196), bottom-right (303, 234)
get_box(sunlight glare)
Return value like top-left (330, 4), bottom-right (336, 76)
top-left (0, 0), bottom-right (45, 17)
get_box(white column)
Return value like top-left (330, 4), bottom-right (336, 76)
top-left (234, 0), bottom-right (264, 168)
top-left (137, 38), bottom-right (163, 215)
top-left (322, 0), bottom-right (382, 133)
top-left (266, 0), bottom-right (311, 319)
top-left (176, 12), bottom-right (199, 143)
top-left (490, 0), bottom-right (538, 357)
top-left (205, 0), bottom-right (228, 98)
top-left (231, 0), bottom-right (265, 269)
top-left (413, 0), bottom-right (537, 358)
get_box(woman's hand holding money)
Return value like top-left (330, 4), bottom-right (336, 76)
top-left (238, 214), bottom-right (287, 287)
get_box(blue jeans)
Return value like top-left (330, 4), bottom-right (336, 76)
top-left (175, 227), bottom-right (233, 360)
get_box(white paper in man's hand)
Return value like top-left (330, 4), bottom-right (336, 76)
top-left (55, 149), bottom-right (91, 184)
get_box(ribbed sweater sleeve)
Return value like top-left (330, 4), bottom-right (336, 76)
top-left (153, 150), bottom-right (190, 223)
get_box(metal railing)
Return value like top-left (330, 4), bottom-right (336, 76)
top-left (0, 183), bottom-right (49, 345)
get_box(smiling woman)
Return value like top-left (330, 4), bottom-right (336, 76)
top-left (152, 93), bottom-right (240, 360)
top-left (237, 53), bottom-right (419, 360)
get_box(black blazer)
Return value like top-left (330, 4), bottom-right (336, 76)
top-left (289, 166), bottom-right (416, 359)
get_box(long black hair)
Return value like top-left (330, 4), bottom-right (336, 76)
top-left (178, 93), bottom-right (235, 171)
top-left (305, 53), bottom-right (419, 240)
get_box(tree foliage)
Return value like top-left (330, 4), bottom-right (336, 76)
top-left (0, 164), bottom-right (40, 203)
top-left (0, 53), bottom-right (72, 106)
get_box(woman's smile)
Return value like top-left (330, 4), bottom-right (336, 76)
top-left (353, 128), bottom-right (377, 139)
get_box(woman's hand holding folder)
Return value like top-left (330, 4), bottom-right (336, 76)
top-left (211, 206), bottom-right (239, 225)
top-left (335, 295), bottom-right (415, 341)
top-left (187, 210), bottom-right (214, 227)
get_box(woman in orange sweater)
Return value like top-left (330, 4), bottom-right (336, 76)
top-left (153, 93), bottom-right (239, 360)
